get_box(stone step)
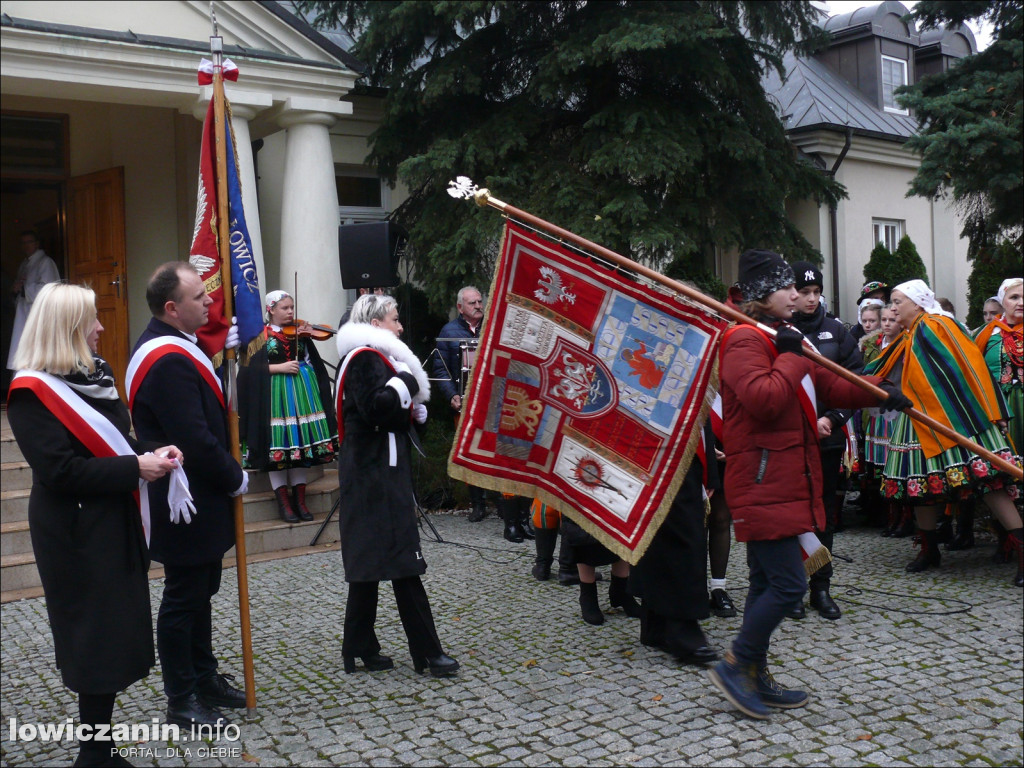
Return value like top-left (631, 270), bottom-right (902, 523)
top-left (1, 429), bottom-right (23, 465)
top-left (0, 473), bottom-right (339, 594)
top-left (1, 489), bottom-right (29, 523)
top-left (1, 462), bottom-right (31, 492)
top-left (1, 540), bottom-right (342, 604)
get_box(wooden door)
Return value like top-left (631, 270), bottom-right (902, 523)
top-left (67, 167), bottom-right (129, 397)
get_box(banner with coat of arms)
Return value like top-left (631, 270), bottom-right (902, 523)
top-left (448, 222), bottom-right (727, 563)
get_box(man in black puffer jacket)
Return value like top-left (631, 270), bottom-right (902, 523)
top-left (787, 262), bottom-right (864, 620)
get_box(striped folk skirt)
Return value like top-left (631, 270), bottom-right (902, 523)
top-left (879, 415), bottom-right (1021, 504)
top-left (265, 363), bottom-right (337, 470)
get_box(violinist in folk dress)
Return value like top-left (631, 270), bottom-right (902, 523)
top-left (238, 290), bottom-right (338, 523)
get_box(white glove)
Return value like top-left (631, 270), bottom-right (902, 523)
top-left (231, 470), bottom-right (249, 497)
top-left (167, 459), bottom-right (197, 524)
top-left (391, 359), bottom-right (412, 374)
top-left (225, 317), bottom-right (240, 350)
top-left (413, 403), bottom-right (428, 424)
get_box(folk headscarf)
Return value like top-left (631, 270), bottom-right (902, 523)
top-left (892, 280), bottom-right (953, 319)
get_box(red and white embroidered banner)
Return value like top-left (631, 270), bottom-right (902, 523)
top-left (449, 222), bottom-right (727, 563)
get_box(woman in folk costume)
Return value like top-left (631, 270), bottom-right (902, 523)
top-left (334, 293), bottom-right (459, 677)
top-left (866, 279), bottom-right (1023, 585)
top-left (239, 290), bottom-right (337, 523)
top-left (973, 277), bottom-right (1024, 581)
top-left (706, 250), bottom-right (907, 721)
top-left (7, 284), bottom-right (182, 767)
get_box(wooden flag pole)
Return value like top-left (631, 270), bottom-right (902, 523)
top-left (210, 20), bottom-right (258, 715)
top-left (450, 179), bottom-right (1021, 481)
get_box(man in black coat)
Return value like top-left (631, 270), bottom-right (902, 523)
top-left (129, 262), bottom-right (248, 727)
top-left (788, 261), bottom-right (864, 620)
top-left (432, 286), bottom-right (493, 522)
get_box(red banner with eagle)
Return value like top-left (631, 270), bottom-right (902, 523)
top-left (449, 222), bottom-right (727, 563)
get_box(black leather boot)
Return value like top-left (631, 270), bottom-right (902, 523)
top-left (532, 528), bottom-right (557, 581)
top-left (467, 486), bottom-right (488, 521)
top-left (292, 484), bottom-right (314, 521)
top-left (516, 496), bottom-right (534, 540)
top-left (498, 496), bottom-right (525, 542)
top-left (609, 575), bottom-right (643, 618)
top-left (579, 580), bottom-right (604, 625)
top-left (906, 529), bottom-right (941, 572)
top-left (946, 505), bottom-right (975, 551)
top-left (809, 585), bottom-right (841, 620)
top-left (880, 504), bottom-right (899, 537)
top-left (557, 535), bottom-right (579, 585)
top-left (275, 486), bottom-right (299, 523)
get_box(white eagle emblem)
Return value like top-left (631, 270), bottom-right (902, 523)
top-left (189, 254), bottom-right (217, 276)
top-left (446, 176), bottom-right (479, 200)
top-left (191, 173), bottom-right (207, 248)
top-left (534, 266), bottom-right (577, 305)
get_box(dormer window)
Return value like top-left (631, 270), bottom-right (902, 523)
top-left (881, 55), bottom-right (909, 114)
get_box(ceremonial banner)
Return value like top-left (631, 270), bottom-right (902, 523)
top-left (449, 222), bottom-right (727, 563)
top-left (190, 93), bottom-right (263, 363)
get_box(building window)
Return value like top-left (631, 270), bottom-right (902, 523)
top-left (336, 164), bottom-right (389, 224)
top-left (881, 55), bottom-right (909, 114)
top-left (873, 218), bottom-right (904, 252)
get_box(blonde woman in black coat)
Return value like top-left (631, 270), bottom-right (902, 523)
top-left (335, 293), bottom-right (458, 677)
top-left (8, 283), bottom-right (181, 767)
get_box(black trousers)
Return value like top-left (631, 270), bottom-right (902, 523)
top-left (810, 448), bottom-right (843, 589)
top-left (343, 577), bottom-right (443, 660)
top-left (158, 561), bottom-right (222, 702)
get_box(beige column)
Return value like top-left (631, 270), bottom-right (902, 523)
top-left (277, 98), bottom-right (351, 366)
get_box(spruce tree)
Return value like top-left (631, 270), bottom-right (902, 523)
top-left (863, 242), bottom-right (898, 286)
top-left (892, 235), bottom-right (931, 286)
top-left (298, 1), bottom-right (843, 312)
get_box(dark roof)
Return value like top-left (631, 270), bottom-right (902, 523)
top-left (763, 50), bottom-right (917, 142)
top-left (257, 1), bottom-right (366, 74)
top-left (1, 9), bottom-right (359, 73)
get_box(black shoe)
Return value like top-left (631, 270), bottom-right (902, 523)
top-left (906, 530), bottom-right (941, 573)
top-left (608, 575), bottom-right (643, 617)
top-left (503, 522), bottom-right (525, 543)
top-left (467, 503), bottom-right (487, 522)
top-left (557, 568), bottom-right (581, 586)
top-left (344, 653), bottom-right (394, 673)
top-left (413, 653), bottom-right (460, 677)
top-left (786, 602), bottom-right (806, 620)
top-left (579, 581), bottom-right (605, 625)
top-left (809, 587), bottom-right (841, 620)
top-left (197, 672), bottom-right (246, 709)
top-left (673, 645), bottom-right (721, 666)
top-left (709, 588), bottom-right (737, 618)
top-left (74, 747), bottom-right (133, 767)
top-left (167, 693), bottom-right (230, 728)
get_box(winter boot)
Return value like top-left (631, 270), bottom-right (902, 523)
top-left (707, 651), bottom-right (770, 721)
top-left (557, 534), bottom-right (579, 585)
top-left (578, 580), bottom-right (604, 625)
top-left (517, 496), bottom-right (534, 540)
top-left (498, 496), bottom-right (525, 543)
top-left (275, 486), bottom-right (299, 523)
top-left (946, 505), bottom-right (975, 551)
top-left (609, 575), bottom-right (643, 618)
top-left (532, 528), bottom-right (558, 581)
top-left (292, 484), bottom-right (314, 521)
top-left (755, 665), bottom-right (809, 709)
top-left (905, 529), bottom-right (941, 573)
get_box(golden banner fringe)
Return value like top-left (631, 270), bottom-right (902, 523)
top-left (803, 545), bottom-right (833, 577)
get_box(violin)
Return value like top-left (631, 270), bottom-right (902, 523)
top-left (281, 319), bottom-right (337, 342)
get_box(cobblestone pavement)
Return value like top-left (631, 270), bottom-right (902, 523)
top-left (2, 514), bottom-right (1022, 767)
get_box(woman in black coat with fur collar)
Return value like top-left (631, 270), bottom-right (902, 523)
top-left (334, 293), bottom-right (458, 677)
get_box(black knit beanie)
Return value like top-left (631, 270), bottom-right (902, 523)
top-left (791, 261), bottom-right (823, 291)
top-left (734, 250), bottom-right (795, 302)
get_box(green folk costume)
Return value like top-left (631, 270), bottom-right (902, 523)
top-left (239, 326), bottom-right (338, 471)
top-left (865, 312), bottom-right (1021, 504)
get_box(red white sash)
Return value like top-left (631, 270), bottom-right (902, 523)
top-left (721, 325), bottom-right (818, 434)
top-left (10, 370), bottom-right (151, 545)
top-left (126, 336), bottom-right (224, 411)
